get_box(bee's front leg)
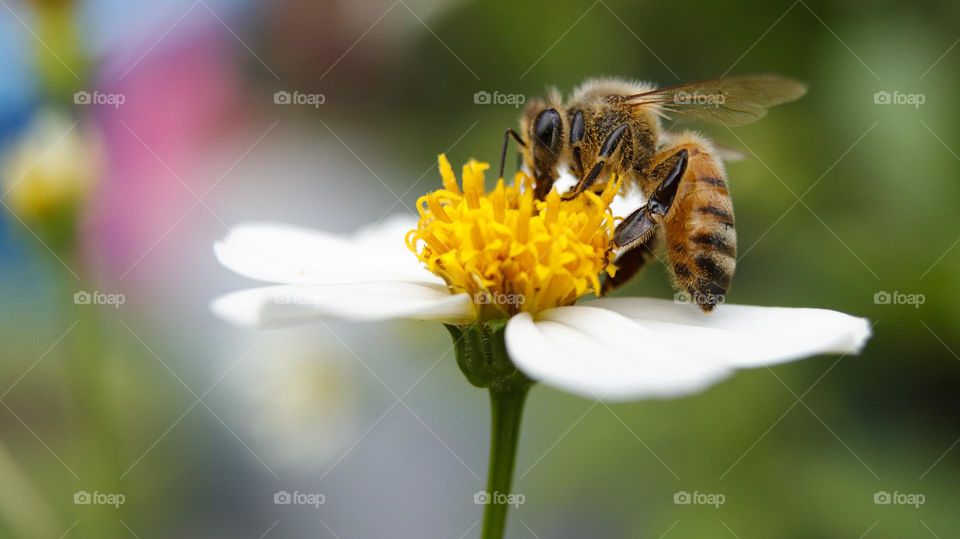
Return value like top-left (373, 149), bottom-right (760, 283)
top-left (563, 123), bottom-right (630, 201)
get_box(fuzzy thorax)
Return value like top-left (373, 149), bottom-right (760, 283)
top-left (406, 155), bottom-right (619, 319)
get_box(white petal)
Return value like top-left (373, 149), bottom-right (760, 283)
top-left (212, 281), bottom-right (473, 328)
top-left (552, 169), bottom-right (578, 193)
top-left (584, 297), bottom-right (871, 367)
top-left (214, 214), bottom-right (443, 286)
top-left (608, 186), bottom-right (646, 222)
top-left (505, 306), bottom-right (732, 401)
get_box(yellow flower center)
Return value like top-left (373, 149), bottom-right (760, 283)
top-left (406, 154), bottom-right (619, 319)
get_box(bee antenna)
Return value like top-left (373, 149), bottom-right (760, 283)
top-left (499, 128), bottom-right (526, 179)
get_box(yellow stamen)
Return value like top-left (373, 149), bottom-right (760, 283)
top-left (408, 154), bottom-right (619, 319)
top-left (438, 154), bottom-right (460, 194)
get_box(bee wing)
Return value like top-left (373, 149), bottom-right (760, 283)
top-left (713, 142), bottom-right (749, 162)
top-left (626, 75), bottom-right (807, 127)
top-left (660, 132), bottom-right (749, 163)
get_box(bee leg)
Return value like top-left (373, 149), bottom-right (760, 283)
top-left (563, 123), bottom-right (629, 201)
top-left (601, 235), bottom-right (659, 295)
top-left (498, 128), bottom-right (526, 180)
top-left (613, 149), bottom-right (688, 250)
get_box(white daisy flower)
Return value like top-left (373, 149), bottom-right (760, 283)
top-left (212, 154), bottom-right (871, 402)
top-left (212, 153), bottom-right (871, 539)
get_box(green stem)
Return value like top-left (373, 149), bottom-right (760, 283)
top-left (57, 253), bottom-right (124, 539)
top-left (0, 441), bottom-right (59, 537)
top-left (34, 0), bottom-right (89, 102)
top-left (448, 321), bottom-right (532, 539)
top-left (481, 384), bottom-right (529, 539)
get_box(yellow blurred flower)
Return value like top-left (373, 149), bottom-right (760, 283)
top-left (2, 109), bottom-right (100, 235)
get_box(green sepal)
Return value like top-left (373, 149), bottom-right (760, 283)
top-left (445, 320), bottom-right (532, 393)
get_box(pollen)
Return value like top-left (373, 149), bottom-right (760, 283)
top-left (406, 154), bottom-right (619, 319)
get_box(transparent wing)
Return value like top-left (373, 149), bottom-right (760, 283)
top-left (626, 75), bottom-right (807, 127)
top-left (713, 142), bottom-right (749, 162)
top-left (660, 132), bottom-right (749, 163)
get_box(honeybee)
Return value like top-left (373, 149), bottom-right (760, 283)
top-left (499, 75), bottom-right (806, 311)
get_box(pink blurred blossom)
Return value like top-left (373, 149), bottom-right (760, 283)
top-left (87, 26), bottom-right (244, 284)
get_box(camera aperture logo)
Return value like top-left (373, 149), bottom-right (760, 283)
top-left (274, 490), bottom-right (325, 508)
top-left (873, 90), bottom-right (925, 108)
top-left (475, 291), bottom-right (525, 307)
top-left (673, 490), bottom-right (725, 508)
top-left (74, 290), bottom-right (125, 309)
top-left (674, 291), bottom-right (724, 306)
top-left (74, 491), bottom-right (125, 508)
top-left (674, 90), bottom-right (725, 107)
top-left (274, 90), bottom-right (326, 108)
top-left (474, 490), bottom-right (525, 508)
top-left (874, 490), bottom-right (925, 508)
top-left (473, 90), bottom-right (526, 108)
top-left (873, 290), bottom-right (924, 309)
top-left (73, 90), bottom-right (125, 108)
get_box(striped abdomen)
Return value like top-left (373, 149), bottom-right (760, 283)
top-left (660, 136), bottom-right (736, 311)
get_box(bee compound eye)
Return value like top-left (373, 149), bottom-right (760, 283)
top-left (533, 108), bottom-right (562, 148)
top-left (569, 110), bottom-right (585, 144)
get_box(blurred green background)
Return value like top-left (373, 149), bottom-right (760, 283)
top-left (0, 0), bottom-right (958, 537)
